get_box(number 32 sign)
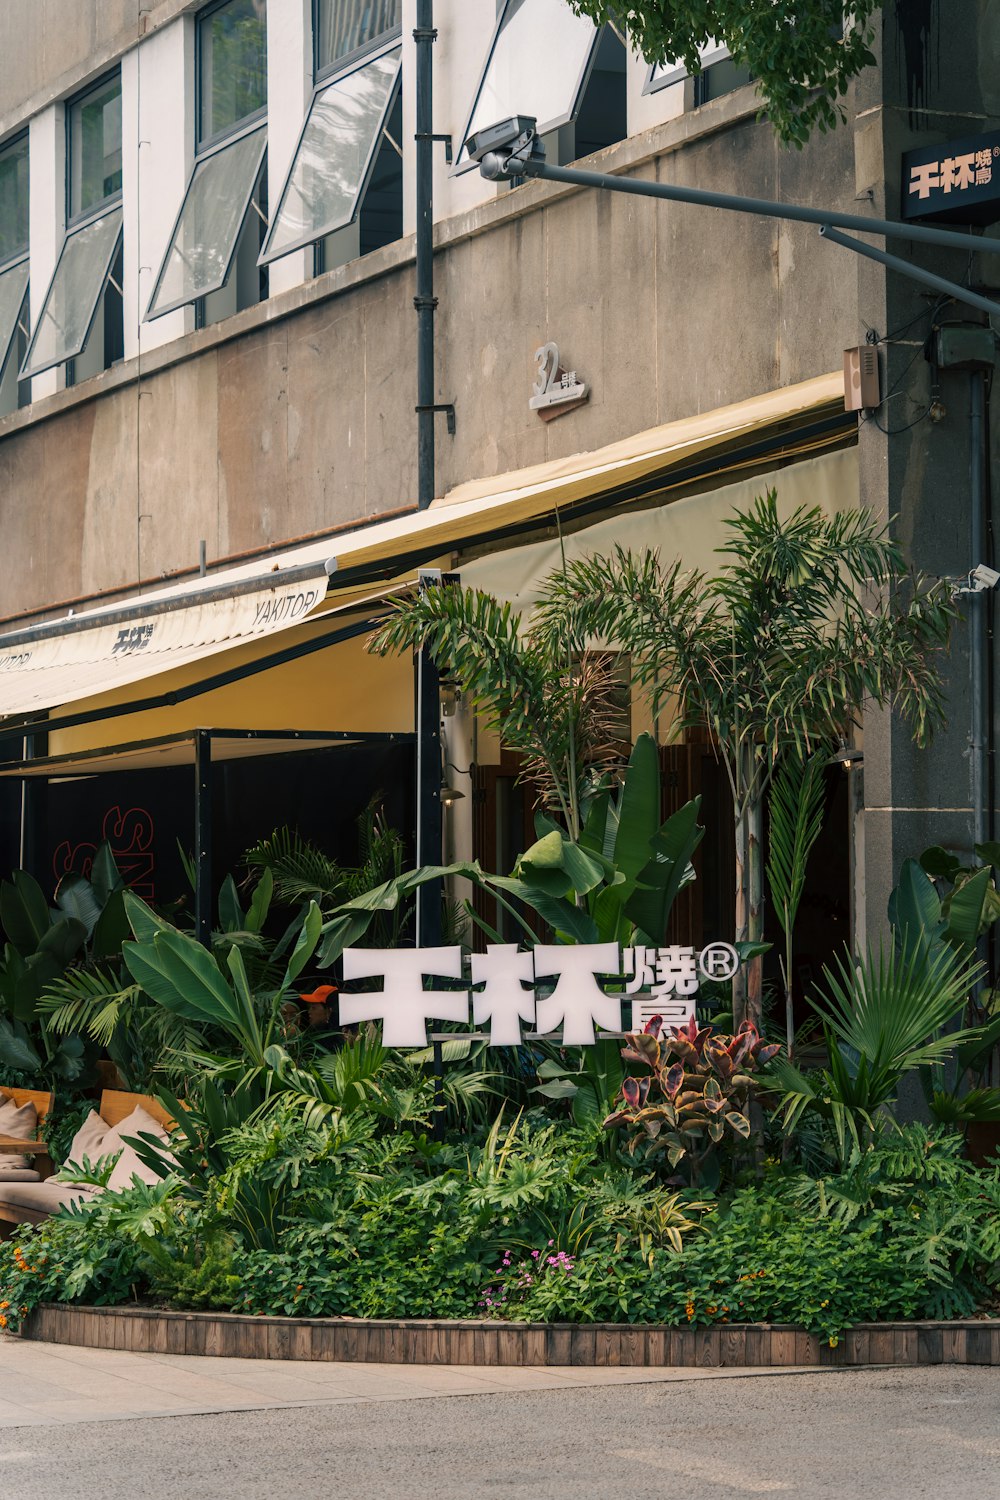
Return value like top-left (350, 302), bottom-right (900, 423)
top-left (530, 341), bottom-right (589, 422)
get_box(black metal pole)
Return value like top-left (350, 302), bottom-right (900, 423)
top-left (820, 225), bottom-right (1000, 322)
top-left (431, 1036), bottom-right (445, 1140)
top-left (414, 4), bottom-right (442, 945)
top-left (194, 729), bottom-right (212, 947)
top-left (415, 0), bottom-right (436, 512)
top-left (19, 732), bottom-right (37, 875)
top-left (520, 156), bottom-right (1000, 261)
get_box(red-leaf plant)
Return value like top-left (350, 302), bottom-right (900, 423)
top-left (603, 1016), bottom-right (781, 1185)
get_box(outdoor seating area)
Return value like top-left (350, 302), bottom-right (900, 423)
top-left (0, 1092), bottom-right (172, 1234)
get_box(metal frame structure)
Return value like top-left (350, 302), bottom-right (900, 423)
top-left (0, 257), bottom-right (29, 380)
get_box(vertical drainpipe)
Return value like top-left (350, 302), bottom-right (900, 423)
top-left (971, 369), bottom-right (987, 860)
top-left (414, 0), bottom-right (442, 945)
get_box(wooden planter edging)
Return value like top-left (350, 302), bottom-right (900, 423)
top-left (21, 1304), bottom-right (1000, 1368)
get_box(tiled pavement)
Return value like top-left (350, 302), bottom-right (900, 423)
top-left (0, 1335), bottom-right (833, 1428)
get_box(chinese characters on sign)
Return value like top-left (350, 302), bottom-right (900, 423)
top-left (902, 131), bottom-right (1000, 226)
top-left (338, 941), bottom-right (741, 1048)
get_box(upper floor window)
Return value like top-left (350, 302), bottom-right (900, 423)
top-left (68, 73), bottom-right (123, 221)
top-left (0, 132), bottom-right (29, 265)
top-left (21, 74), bottom-right (123, 381)
top-left (146, 0), bottom-right (267, 322)
top-left (644, 41), bottom-right (753, 105)
top-left (455, 0), bottom-right (624, 174)
top-left (198, 0), bottom-right (267, 147)
top-left (314, 0), bottom-right (402, 78)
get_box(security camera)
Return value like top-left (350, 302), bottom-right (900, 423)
top-left (952, 562), bottom-right (1000, 598)
top-left (463, 116), bottom-right (544, 180)
top-left (971, 563), bottom-right (1000, 591)
top-left (463, 116), bottom-right (537, 163)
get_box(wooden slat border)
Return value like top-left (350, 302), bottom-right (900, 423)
top-left (20, 1306), bottom-right (1000, 1367)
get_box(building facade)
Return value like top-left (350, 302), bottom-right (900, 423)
top-left (0, 1), bottom-right (996, 996)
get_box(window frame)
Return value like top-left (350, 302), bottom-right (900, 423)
top-left (144, 116), bottom-right (267, 322)
top-left (19, 203), bottom-right (123, 379)
top-left (0, 256), bottom-right (29, 382)
top-left (65, 69), bottom-right (123, 227)
top-left (195, 0), bottom-right (268, 154)
top-left (0, 129), bottom-right (30, 272)
top-left (259, 35), bottom-right (402, 266)
top-left (453, 0), bottom-right (603, 175)
top-left (642, 41), bottom-right (733, 95)
top-left (312, 0), bottom-right (402, 84)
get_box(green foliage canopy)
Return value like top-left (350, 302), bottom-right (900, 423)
top-left (571, 1), bottom-right (879, 146)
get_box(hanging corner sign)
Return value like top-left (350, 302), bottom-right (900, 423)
top-left (902, 129), bottom-right (1000, 226)
top-left (530, 341), bottom-right (589, 422)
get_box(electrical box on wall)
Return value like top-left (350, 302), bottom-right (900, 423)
top-left (933, 324), bottom-right (997, 371)
top-left (844, 346), bottom-right (880, 412)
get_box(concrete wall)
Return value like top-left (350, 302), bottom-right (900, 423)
top-left (0, 87), bottom-right (858, 620)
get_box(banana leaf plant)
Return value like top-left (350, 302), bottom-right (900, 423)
top-left (317, 733), bottom-right (705, 964)
top-left (120, 890), bottom-right (336, 1106)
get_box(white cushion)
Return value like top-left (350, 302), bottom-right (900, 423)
top-left (0, 1097), bottom-right (39, 1172)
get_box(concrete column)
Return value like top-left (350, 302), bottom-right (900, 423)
top-left (856, 1), bottom-right (1000, 946)
top-left (125, 15), bottom-right (194, 357)
top-left (626, 44), bottom-right (685, 136)
top-left (266, 0), bottom-right (312, 297)
top-left (27, 102), bottom-right (64, 400)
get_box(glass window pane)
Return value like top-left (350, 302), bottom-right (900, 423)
top-left (199, 0), bottom-right (267, 144)
top-left (315, 0), bottom-right (401, 75)
top-left (70, 77), bottom-right (122, 218)
top-left (0, 258), bottom-right (28, 373)
top-left (457, 0), bottom-right (597, 169)
top-left (146, 126), bottom-right (265, 319)
top-left (262, 47), bottom-right (399, 264)
top-left (21, 208), bottom-right (122, 377)
top-left (0, 136), bottom-right (29, 262)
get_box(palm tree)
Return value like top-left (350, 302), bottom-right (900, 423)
top-left (533, 491), bottom-right (955, 1027)
top-left (369, 589), bottom-right (628, 843)
top-left (368, 493), bottom-right (954, 1030)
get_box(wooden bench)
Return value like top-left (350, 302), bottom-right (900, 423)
top-left (0, 1086), bottom-right (54, 1180)
top-left (0, 1089), bottom-right (174, 1236)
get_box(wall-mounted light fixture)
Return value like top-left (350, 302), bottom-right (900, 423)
top-left (831, 746), bottom-right (864, 773)
top-left (439, 784), bottom-right (466, 807)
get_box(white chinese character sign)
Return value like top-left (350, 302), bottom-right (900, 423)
top-left (902, 130), bottom-right (1000, 226)
top-left (337, 940), bottom-right (741, 1049)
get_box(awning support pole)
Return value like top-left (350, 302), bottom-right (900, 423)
top-left (194, 730), bottom-right (213, 948)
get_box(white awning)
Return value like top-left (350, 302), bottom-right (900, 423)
top-left (0, 567), bottom-right (332, 722)
top-left (0, 370), bottom-right (848, 725)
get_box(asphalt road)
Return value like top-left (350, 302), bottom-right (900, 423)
top-left (1, 1365), bottom-right (998, 1499)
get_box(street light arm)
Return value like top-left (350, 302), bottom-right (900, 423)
top-left (513, 153), bottom-right (1000, 261)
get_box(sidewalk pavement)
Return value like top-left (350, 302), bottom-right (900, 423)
top-left (0, 1334), bottom-right (838, 1428)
